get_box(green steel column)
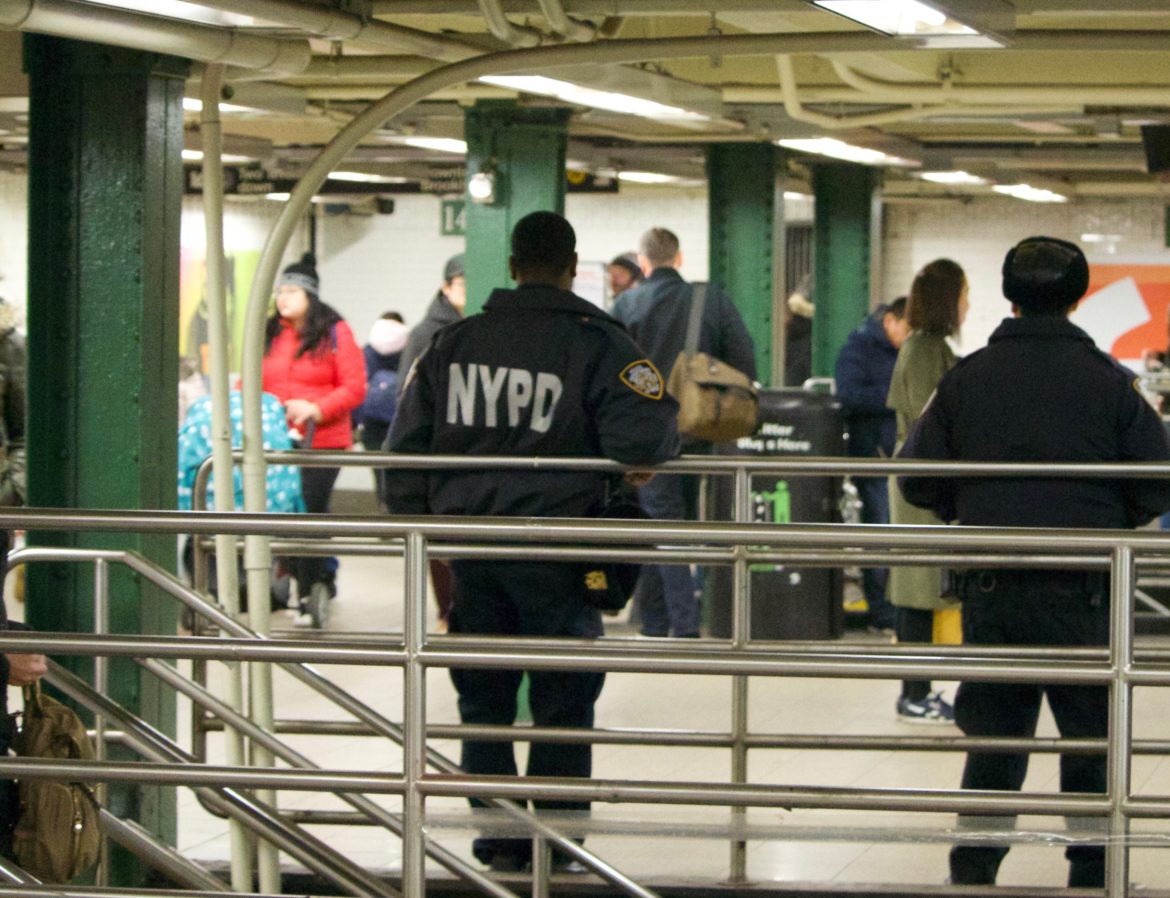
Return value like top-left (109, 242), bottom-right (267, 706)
top-left (707, 144), bottom-right (781, 386)
top-left (811, 163), bottom-right (881, 378)
top-left (464, 101), bottom-right (570, 313)
top-left (24, 36), bottom-right (187, 883)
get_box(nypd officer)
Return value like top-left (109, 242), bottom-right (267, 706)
top-left (386, 211), bottom-right (680, 872)
top-left (898, 236), bottom-right (1170, 888)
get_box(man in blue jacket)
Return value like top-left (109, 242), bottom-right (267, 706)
top-left (386, 211), bottom-right (679, 872)
top-left (898, 236), bottom-right (1170, 888)
top-left (613, 227), bottom-right (756, 637)
top-left (834, 298), bottom-right (908, 631)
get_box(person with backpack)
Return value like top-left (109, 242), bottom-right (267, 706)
top-left (262, 253), bottom-right (366, 625)
top-left (354, 312), bottom-right (408, 505)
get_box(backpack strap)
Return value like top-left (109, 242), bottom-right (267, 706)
top-left (683, 283), bottom-right (707, 357)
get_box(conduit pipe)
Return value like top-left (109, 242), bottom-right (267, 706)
top-left (192, 0), bottom-right (482, 63)
top-left (776, 55), bottom-right (950, 130)
top-left (235, 29), bottom-right (914, 625)
top-left (197, 63), bottom-right (258, 895)
top-left (537, 0), bottom-right (597, 42)
top-left (0, 0), bottom-right (312, 73)
top-left (477, 0), bottom-right (544, 47)
top-left (830, 59), bottom-right (1170, 108)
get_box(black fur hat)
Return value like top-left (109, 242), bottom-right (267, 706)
top-left (1002, 236), bottom-right (1089, 313)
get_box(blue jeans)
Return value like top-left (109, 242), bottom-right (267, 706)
top-left (854, 475), bottom-right (896, 629)
top-left (637, 473), bottom-right (701, 637)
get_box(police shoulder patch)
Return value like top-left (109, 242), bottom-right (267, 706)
top-left (620, 359), bottom-right (664, 400)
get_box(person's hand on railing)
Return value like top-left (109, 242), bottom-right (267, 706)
top-left (6, 652), bottom-right (47, 686)
top-left (623, 470), bottom-right (656, 488)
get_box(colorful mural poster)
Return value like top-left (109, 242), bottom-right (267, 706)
top-left (1070, 261), bottom-right (1170, 367)
top-left (179, 247), bottom-right (263, 374)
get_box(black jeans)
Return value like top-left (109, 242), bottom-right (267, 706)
top-left (449, 560), bottom-right (604, 865)
top-left (949, 570), bottom-right (1108, 888)
top-left (289, 465), bottom-right (340, 596)
top-left (897, 607), bottom-right (935, 702)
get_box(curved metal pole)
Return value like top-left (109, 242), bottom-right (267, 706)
top-left (199, 62), bottom-right (257, 892)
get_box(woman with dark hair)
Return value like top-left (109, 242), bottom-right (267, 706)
top-left (262, 253), bottom-right (366, 626)
top-left (886, 258), bottom-right (969, 723)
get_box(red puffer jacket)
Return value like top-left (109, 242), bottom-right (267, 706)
top-left (262, 319), bottom-right (367, 449)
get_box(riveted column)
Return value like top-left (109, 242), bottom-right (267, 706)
top-left (463, 101), bottom-right (570, 313)
top-left (707, 144), bottom-right (782, 385)
top-left (24, 35), bottom-right (187, 884)
top-left (811, 163), bottom-right (881, 378)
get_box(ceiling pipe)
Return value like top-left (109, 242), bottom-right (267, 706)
top-left (537, 0), bottom-right (597, 42)
top-left (776, 55), bottom-right (950, 130)
top-left (476, 0), bottom-right (544, 47)
top-left (0, 0), bottom-right (312, 72)
top-left (191, 0), bottom-right (482, 62)
top-left (831, 60), bottom-right (1170, 107)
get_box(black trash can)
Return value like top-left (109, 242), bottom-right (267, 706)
top-left (707, 388), bottom-right (845, 640)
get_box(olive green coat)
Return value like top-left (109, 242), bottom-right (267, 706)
top-left (886, 331), bottom-right (959, 611)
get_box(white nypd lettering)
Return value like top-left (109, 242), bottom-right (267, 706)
top-left (507, 369), bottom-right (534, 426)
top-left (447, 363), bottom-right (563, 431)
top-left (478, 364), bottom-right (508, 427)
top-left (531, 372), bottom-right (563, 433)
top-left (447, 363), bottom-right (477, 425)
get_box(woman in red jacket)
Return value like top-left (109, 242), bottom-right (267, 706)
top-left (262, 253), bottom-right (366, 623)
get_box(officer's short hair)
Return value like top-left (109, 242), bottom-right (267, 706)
top-left (1002, 236), bottom-right (1089, 315)
top-left (511, 211), bottom-right (576, 279)
top-left (640, 228), bottom-right (680, 268)
top-left (907, 258), bottom-right (966, 336)
top-left (886, 296), bottom-right (907, 319)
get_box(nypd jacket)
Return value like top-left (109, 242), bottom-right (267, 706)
top-left (898, 316), bottom-right (1170, 529)
top-left (612, 268), bottom-right (758, 382)
top-left (385, 284), bottom-right (681, 517)
top-left (834, 311), bottom-right (898, 459)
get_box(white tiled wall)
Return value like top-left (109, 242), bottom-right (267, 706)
top-left (2, 173), bottom-right (1169, 363)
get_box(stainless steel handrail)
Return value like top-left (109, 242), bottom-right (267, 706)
top-left (7, 467), bottom-right (1169, 896)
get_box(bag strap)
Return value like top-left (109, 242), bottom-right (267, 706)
top-left (22, 682), bottom-right (41, 716)
top-left (683, 283), bottom-right (707, 357)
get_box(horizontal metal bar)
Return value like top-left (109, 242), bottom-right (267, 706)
top-left (10, 505), bottom-right (1170, 553)
top-left (418, 775), bottom-right (1110, 816)
top-left (0, 631), bottom-right (1135, 684)
top-left (236, 449), bottom-right (1170, 479)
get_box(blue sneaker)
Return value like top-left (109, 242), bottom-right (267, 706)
top-left (896, 692), bottom-right (955, 724)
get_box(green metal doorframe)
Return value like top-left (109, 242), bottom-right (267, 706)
top-left (24, 35), bottom-right (187, 885)
top-left (463, 101), bottom-right (570, 314)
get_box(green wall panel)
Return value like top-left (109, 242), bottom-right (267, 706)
top-left (707, 144), bottom-right (780, 386)
top-left (24, 35), bottom-right (187, 883)
top-left (811, 163), bottom-right (880, 379)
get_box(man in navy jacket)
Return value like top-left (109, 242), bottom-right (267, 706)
top-left (834, 298), bottom-right (908, 631)
top-left (387, 211), bottom-right (679, 872)
top-left (898, 237), bottom-right (1170, 887)
top-left (613, 227), bottom-right (756, 636)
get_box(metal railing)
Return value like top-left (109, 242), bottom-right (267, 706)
top-left (1, 452), bottom-right (1170, 895)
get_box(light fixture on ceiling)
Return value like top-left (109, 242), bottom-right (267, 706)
top-left (83, 0), bottom-right (260, 26)
top-left (918, 170), bottom-right (990, 185)
top-left (327, 171), bottom-right (411, 184)
top-left (265, 192), bottom-right (291, 202)
top-left (384, 136), bottom-right (468, 155)
top-left (468, 166), bottom-right (498, 204)
top-left (992, 183), bottom-right (1068, 203)
top-left (182, 97), bottom-right (258, 115)
top-left (777, 137), bottom-right (917, 168)
top-left (182, 148), bottom-right (256, 164)
top-left (480, 75), bottom-right (711, 124)
top-left (616, 171), bottom-right (702, 186)
top-left (1081, 232), bottom-right (1123, 244)
top-left (811, 0), bottom-right (1003, 47)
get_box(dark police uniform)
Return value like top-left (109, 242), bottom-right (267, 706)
top-left (899, 315), bottom-right (1170, 887)
top-left (386, 282), bottom-right (679, 867)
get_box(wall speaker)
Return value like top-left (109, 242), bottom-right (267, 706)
top-left (1141, 124), bottom-right (1170, 174)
